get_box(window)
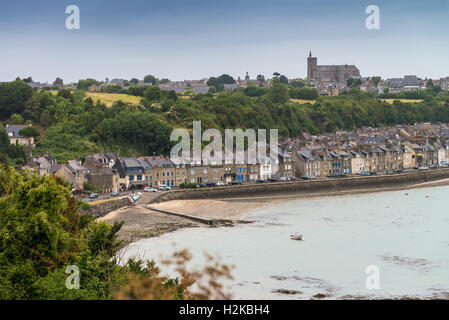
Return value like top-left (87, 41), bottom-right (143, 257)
top-left (137, 175), bottom-right (142, 181)
top-left (129, 175), bottom-right (134, 181)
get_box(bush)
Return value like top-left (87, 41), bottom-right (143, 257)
top-left (79, 201), bottom-right (91, 210)
top-left (179, 183), bottom-right (197, 189)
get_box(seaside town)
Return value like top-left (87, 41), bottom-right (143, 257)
top-left (3, 52), bottom-right (449, 200)
top-left (7, 122), bottom-right (449, 198)
top-left (3, 0), bottom-right (449, 305)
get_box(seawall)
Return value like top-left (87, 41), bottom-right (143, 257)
top-left (80, 198), bottom-right (130, 218)
top-left (149, 169), bottom-right (449, 203)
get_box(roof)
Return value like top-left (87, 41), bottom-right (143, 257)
top-left (67, 160), bottom-right (86, 172)
top-left (5, 124), bottom-right (31, 138)
top-left (50, 164), bottom-right (62, 174)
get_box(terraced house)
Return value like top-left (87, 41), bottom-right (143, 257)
top-left (113, 158), bottom-right (147, 190)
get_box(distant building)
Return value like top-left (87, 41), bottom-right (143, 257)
top-left (307, 51), bottom-right (360, 85)
top-left (53, 77), bottom-right (63, 88)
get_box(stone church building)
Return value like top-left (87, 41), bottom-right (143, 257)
top-left (307, 51), bottom-right (360, 85)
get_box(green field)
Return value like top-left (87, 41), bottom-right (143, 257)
top-left (86, 92), bottom-right (142, 107)
top-left (381, 99), bottom-right (423, 104)
top-left (290, 98), bottom-right (316, 104)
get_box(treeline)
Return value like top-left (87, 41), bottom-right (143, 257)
top-left (1, 78), bottom-right (449, 162)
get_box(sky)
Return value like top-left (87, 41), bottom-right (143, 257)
top-left (0, 0), bottom-right (448, 83)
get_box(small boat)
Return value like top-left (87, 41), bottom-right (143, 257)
top-left (290, 233), bottom-right (303, 241)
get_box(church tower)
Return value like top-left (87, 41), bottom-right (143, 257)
top-left (307, 51), bottom-right (317, 85)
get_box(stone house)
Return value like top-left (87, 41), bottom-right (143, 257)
top-left (5, 124), bottom-right (35, 146)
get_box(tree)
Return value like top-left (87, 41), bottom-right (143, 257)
top-left (256, 75), bottom-right (265, 87)
top-left (207, 74), bottom-right (235, 92)
top-left (372, 77), bottom-right (381, 86)
top-left (0, 124), bottom-right (26, 165)
top-left (268, 78), bottom-right (288, 104)
top-left (130, 78), bottom-right (139, 85)
top-left (279, 75), bottom-right (288, 85)
top-left (273, 72), bottom-right (280, 79)
top-left (0, 80), bottom-right (34, 120)
top-left (144, 86), bottom-right (162, 102)
top-left (143, 75), bottom-right (158, 85)
top-left (289, 79), bottom-right (306, 88)
top-left (40, 110), bottom-right (51, 128)
top-left (18, 126), bottom-right (40, 145)
top-left (76, 79), bottom-right (99, 90)
top-left (347, 78), bottom-right (362, 88)
top-left (57, 89), bottom-right (74, 102)
top-left (10, 113), bottom-right (24, 124)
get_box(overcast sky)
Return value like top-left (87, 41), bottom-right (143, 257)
top-left (0, 0), bottom-right (448, 83)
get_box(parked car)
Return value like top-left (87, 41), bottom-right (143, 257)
top-left (327, 174), bottom-right (348, 178)
top-left (144, 187), bottom-right (158, 192)
top-left (300, 176), bottom-right (315, 180)
top-left (164, 186), bottom-right (171, 191)
top-left (89, 193), bottom-right (99, 199)
top-left (215, 181), bottom-right (226, 186)
top-left (392, 169), bottom-right (404, 174)
top-left (111, 191), bottom-right (120, 197)
top-left (230, 181), bottom-right (242, 185)
top-left (205, 182), bottom-right (216, 187)
top-left (197, 183), bottom-right (207, 188)
top-left (158, 185), bottom-right (167, 191)
top-left (256, 179), bottom-right (265, 183)
top-left (357, 171), bottom-right (371, 176)
top-left (418, 166), bottom-right (430, 170)
top-left (268, 178), bottom-right (281, 182)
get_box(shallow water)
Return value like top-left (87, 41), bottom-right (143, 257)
top-left (121, 185), bottom-right (449, 299)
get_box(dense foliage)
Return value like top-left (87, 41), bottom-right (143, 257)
top-left (1, 78), bottom-right (449, 162)
top-left (0, 168), bottom-right (232, 300)
top-left (0, 123), bottom-right (26, 165)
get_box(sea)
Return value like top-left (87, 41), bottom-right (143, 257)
top-left (121, 185), bottom-right (449, 299)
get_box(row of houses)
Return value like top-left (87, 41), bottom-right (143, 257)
top-left (22, 149), bottom-right (294, 192)
top-left (20, 123), bottom-right (449, 192)
top-left (289, 123), bottom-right (449, 177)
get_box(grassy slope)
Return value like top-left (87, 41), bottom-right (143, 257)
top-left (85, 92), bottom-right (142, 107)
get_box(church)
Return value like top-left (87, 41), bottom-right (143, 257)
top-left (307, 51), bottom-right (360, 85)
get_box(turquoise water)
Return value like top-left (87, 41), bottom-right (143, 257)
top-left (122, 185), bottom-right (449, 299)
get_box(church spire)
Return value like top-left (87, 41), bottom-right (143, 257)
top-left (309, 50), bottom-right (312, 57)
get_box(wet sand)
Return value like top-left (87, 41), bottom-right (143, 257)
top-left (149, 199), bottom-right (272, 220)
top-left (98, 205), bottom-right (202, 243)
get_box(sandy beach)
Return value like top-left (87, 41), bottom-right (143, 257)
top-left (149, 199), bottom-right (272, 220)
